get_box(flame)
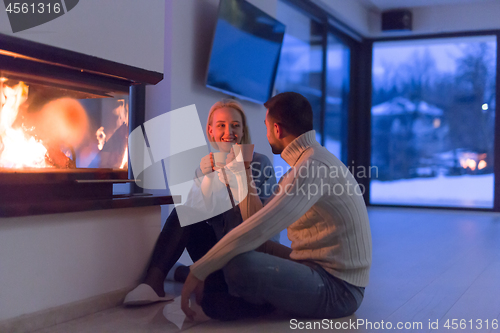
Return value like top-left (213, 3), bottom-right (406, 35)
top-left (0, 128), bottom-right (48, 168)
top-left (1, 80), bottom-right (128, 170)
top-left (1, 81), bottom-right (28, 133)
top-left (114, 99), bottom-right (128, 127)
top-left (119, 147), bottom-right (128, 169)
top-left (114, 99), bottom-right (128, 169)
top-left (96, 126), bottom-right (106, 150)
top-left (478, 160), bottom-right (487, 170)
top-left (94, 100), bottom-right (129, 169)
top-left (0, 81), bottom-right (50, 168)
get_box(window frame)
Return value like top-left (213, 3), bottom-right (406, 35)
top-left (280, 0), bottom-right (362, 165)
top-left (279, 2), bottom-right (500, 212)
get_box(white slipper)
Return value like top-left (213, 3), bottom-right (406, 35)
top-left (123, 283), bottom-right (174, 306)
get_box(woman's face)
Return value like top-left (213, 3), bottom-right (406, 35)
top-left (208, 107), bottom-right (244, 152)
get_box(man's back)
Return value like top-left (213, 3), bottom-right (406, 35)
top-left (280, 131), bottom-right (372, 287)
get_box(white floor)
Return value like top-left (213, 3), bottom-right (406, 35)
top-left (34, 207), bottom-right (500, 332)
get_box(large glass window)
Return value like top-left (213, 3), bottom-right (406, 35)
top-left (273, 1), bottom-right (323, 177)
top-left (370, 36), bottom-right (497, 208)
top-left (324, 33), bottom-right (350, 162)
top-left (274, 1), bottom-right (352, 174)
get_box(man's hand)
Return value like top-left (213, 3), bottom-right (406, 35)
top-left (181, 272), bottom-right (204, 320)
top-left (200, 153), bottom-right (214, 175)
top-left (217, 167), bottom-right (229, 186)
top-left (225, 147), bottom-right (247, 174)
top-left (217, 164), bottom-right (246, 189)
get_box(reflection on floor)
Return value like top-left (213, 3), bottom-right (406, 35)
top-left (34, 207), bottom-right (500, 332)
top-left (371, 174), bottom-right (493, 208)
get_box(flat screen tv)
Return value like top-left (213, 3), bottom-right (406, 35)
top-left (206, 0), bottom-right (286, 104)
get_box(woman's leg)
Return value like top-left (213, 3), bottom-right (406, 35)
top-left (186, 216), bottom-right (219, 262)
top-left (172, 216), bottom-right (220, 283)
top-left (143, 208), bottom-right (190, 296)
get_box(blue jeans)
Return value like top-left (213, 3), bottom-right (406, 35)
top-left (201, 242), bottom-right (364, 320)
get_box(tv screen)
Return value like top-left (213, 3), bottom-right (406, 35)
top-left (206, 0), bottom-right (286, 104)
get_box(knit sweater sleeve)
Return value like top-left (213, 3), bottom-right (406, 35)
top-left (190, 159), bottom-right (325, 280)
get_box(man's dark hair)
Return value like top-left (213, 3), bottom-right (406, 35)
top-left (264, 92), bottom-right (313, 137)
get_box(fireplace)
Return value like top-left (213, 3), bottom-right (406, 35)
top-left (0, 33), bottom-right (172, 217)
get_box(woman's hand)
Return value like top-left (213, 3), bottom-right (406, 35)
top-left (225, 147), bottom-right (236, 166)
top-left (181, 272), bottom-right (205, 321)
top-left (200, 153), bottom-right (214, 175)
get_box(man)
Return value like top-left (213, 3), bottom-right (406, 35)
top-left (181, 92), bottom-right (372, 320)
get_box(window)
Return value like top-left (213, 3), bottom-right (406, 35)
top-left (370, 36), bottom-right (497, 208)
top-left (273, 0), bottom-right (353, 176)
top-left (324, 33), bottom-right (350, 161)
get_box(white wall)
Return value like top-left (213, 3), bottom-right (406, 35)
top-left (367, 1), bottom-right (500, 37)
top-left (144, 0), bottom-right (173, 214)
top-left (313, 0), bottom-right (373, 36)
top-left (146, 0), bottom-right (172, 123)
top-left (313, 0), bottom-right (500, 38)
top-left (0, 0), bottom-right (165, 73)
top-left (410, 1), bottom-right (500, 36)
top-left (0, 207), bottom-right (161, 321)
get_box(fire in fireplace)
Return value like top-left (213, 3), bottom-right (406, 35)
top-left (0, 79), bottom-right (129, 170)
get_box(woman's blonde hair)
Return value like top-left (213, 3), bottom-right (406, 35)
top-left (206, 99), bottom-right (251, 150)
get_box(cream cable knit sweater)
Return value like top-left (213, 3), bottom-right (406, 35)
top-left (191, 130), bottom-right (372, 287)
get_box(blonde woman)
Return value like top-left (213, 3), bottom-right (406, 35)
top-left (124, 99), bottom-right (278, 305)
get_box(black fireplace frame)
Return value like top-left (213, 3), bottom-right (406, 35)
top-left (0, 33), bottom-right (177, 217)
